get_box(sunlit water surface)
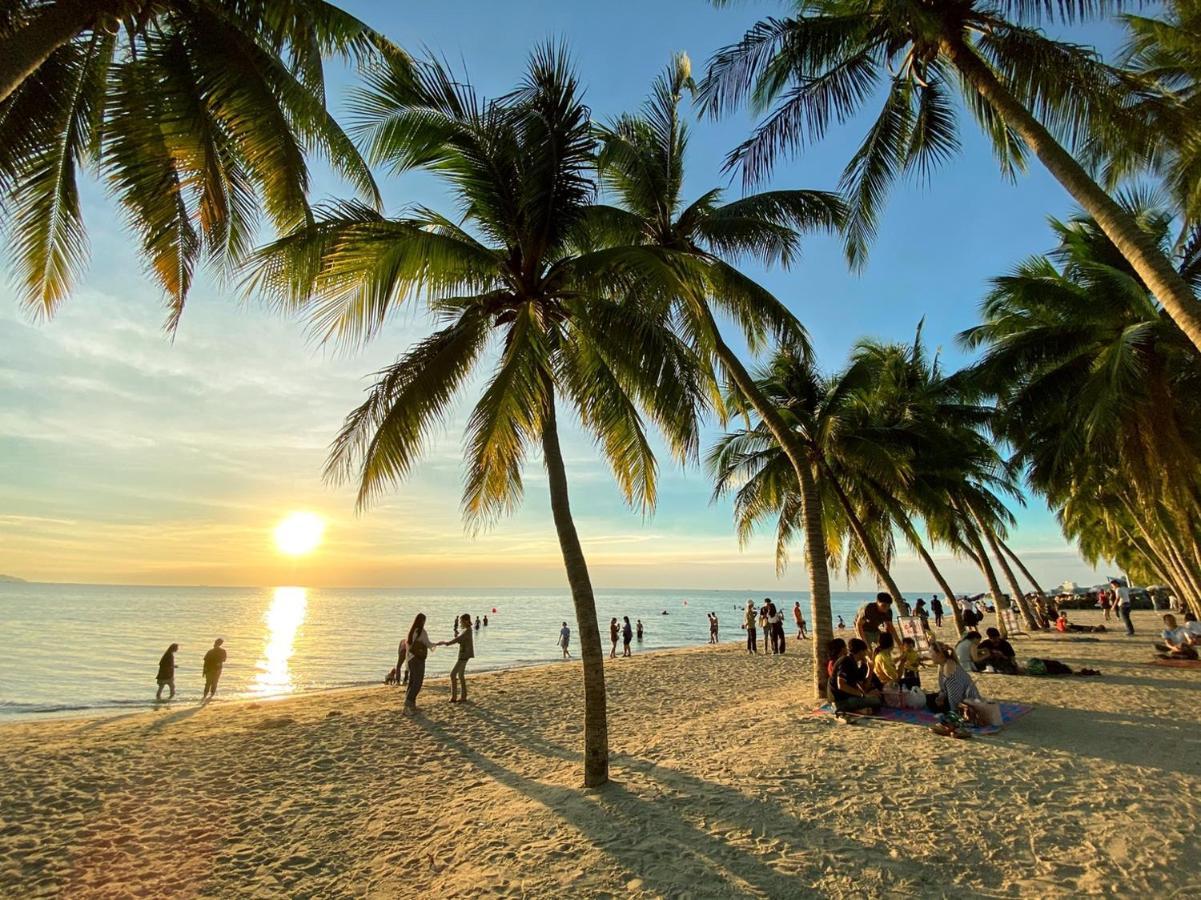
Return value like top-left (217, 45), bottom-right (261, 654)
top-left (0, 584), bottom-right (881, 718)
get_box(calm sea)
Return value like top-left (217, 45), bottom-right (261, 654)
top-left (0, 583), bottom-right (883, 719)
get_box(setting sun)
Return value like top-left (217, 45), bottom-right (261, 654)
top-left (273, 512), bottom-right (325, 556)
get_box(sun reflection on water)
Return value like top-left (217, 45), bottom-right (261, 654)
top-left (252, 587), bottom-right (307, 695)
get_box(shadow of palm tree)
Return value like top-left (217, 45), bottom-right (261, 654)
top-left (417, 709), bottom-right (948, 895)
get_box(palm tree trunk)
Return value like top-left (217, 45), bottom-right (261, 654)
top-left (0, 0), bottom-right (128, 104)
top-left (997, 539), bottom-right (1052, 628)
top-left (962, 521), bottom-right (1011, 637)
top-left (914, 542), bottom-right (964, 635)
top-left (942, 36), bottom-right (1201, 354)
top-left (824, 465), bottom-right (905, 602)
top-left (541, 387), bottom-right (609, 788)
top-left (707, 325), bottom-right (833, 696)
top-left (796, 455), bottom-right (834, 697)
top-left (981, 528), bottom-right (1041, 632)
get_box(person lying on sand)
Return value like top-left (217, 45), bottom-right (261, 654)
top-left (831, 639), bottom-right (883, 715)
top-left (1156, 614), bottom-right (1199, 660)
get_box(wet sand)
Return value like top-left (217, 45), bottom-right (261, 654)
top-left (1, 609), bottom-right (1199, 897)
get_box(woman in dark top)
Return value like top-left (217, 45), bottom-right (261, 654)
top-left (404, 613), bottom-right (434, 714)
top-left (622, 616), bottom-right (633, 657)
top-left (156, 643), bottom-right (179, 700)
top-left (438, 614), bottom-right (475, 702)
top-left (831, 638), bottom-right (883, 714)
top-left (609, 618), bottom-right (620, 658)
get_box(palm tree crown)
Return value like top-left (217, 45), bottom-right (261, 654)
top-left (0, 0), bottom-right (390, 329)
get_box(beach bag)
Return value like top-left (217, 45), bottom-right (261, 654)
top-left (960, 698), bottom-right (1003, 728)
top-left (1026, 658), bottom-right (1048, 676)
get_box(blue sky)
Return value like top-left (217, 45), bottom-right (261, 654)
top-left (0, 1), bottom-right (1126, 589)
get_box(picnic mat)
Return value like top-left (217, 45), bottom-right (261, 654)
top-left (810, 702), bottom-right (1033, 735)
top-left (1150, 657), bottom-right (1201, 669)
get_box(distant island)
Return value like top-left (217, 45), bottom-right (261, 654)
top-left (0, 574), bottom-right (27, 583)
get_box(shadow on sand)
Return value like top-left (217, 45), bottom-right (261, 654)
top-left (416, 709), bottom-right (946, 895)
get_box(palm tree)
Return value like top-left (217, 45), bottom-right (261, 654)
top-left (709, 348), bottom-right (916, 691)
top-left (591, 55), bottom-right (848, 693)
top-left (700, 1), bottom-right (1201, 354)
top-left (962, 198), bottom-right (1201, 616)
top-left (245, 47), bottom-right (707, 787)
top-left (0, 0), bottom-right (389, 329)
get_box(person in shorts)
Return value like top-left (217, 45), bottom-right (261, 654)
top-left (831, 639), bottom-right (882, 714)
top-left (202, 638), bottom-right (227, 700)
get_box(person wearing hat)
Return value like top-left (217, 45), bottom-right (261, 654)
top-left (202, 638), bottom-right (227, 700)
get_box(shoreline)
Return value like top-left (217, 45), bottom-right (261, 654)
top-left (3, 610), bottom-right (1199, 897)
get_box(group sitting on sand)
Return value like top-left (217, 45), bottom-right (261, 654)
top-left (1156, 612), bottom-right (1201, 660)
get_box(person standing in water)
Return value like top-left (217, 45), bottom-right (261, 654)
top-left (201, 638), bottom-right (227, 700)
top-left (404, 613), bottom-right (434, 714)
top-left (156, 643), bottom-right (179, 700)
top-left (708, 612), bottom-right (720, 644)
top-left (438, 613), bottom-right (475, 702)
top-left (622, 616), bottom-right (633, 657)
top-left (474, 616), bottom-right (481, 630)
top-left (559, 622), bottom-right (572, 658)
top-left (636, 619), bottom-right (644, 641)
top-left (609, 618), bottom-right (620, 658)
top-left (483, 615), bottom-right (489, 627)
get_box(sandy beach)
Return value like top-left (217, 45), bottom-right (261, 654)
top-left (2, 609), bottom-right (1199, 898)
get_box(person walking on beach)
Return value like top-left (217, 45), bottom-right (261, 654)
top-left (155, 643), bottom-right (178, 700)
top-left (201, 639), bottom-right (226, 701)
top-left (404, 613), bottom-right (434, 714)
top-left (931, 596), bottom-right (944, 628)
top-left (793, 602), bottom-right (808, 640)
top-left (610, 618), bottom-right (620, 658)
top-left (708, 612), bottom-right (719, 644)
top-left (1111, 579), bottom-right (1135, 636)
top-left (396, 637), bottom-right (409, 686)
top-left (837, 615), bottom-right (846, 631)
top-left (622, 616), bottom-right (633, 657)
top-left (559, 622), bottom-right (572, 659)
top-left (744, 600), bottom-right (758, 654)
top-left (438, 613), bottom-right (475, 702)
top-left (636, 619), bottom-right (644, 641)
top-left (760, 604), bottom-right (772, 653)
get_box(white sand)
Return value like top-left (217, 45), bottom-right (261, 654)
top-left (1, 609), bottom-right (1199, 897)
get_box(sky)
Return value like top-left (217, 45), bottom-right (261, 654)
top-left (0, 1), bottom-right (1129, 591)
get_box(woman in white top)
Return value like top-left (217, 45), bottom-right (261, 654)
top-left (404, 613), bottom-right (435, 714)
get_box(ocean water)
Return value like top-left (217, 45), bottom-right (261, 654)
top-left (0, 583), bottom-right (881, 719)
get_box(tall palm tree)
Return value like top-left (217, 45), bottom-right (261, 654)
top-left (962, 198), bottom-right (1201, 616)
top-left (0, 0), bottom-right (388, 329)
top-left (245, 47), bottom-right (707, 787)
top-left (709, 348), bottom-right (914, 690)
top-left (700, 1), bottom-right (1201, 354)
top-left (591, 55), bottom-right (848, 693)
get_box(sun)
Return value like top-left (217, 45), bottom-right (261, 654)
top-left (274, 512), bottom-right (325, 556)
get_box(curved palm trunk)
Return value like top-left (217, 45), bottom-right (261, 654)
top-left (914, 542), bottom-right (964, 635)
top-left (981, 528), bottom-right (1041, 632)
top-left (706, 323), bottom-right (833, 695)
top-left (997, 539), bottom-right (1052, 628)
top-left (942, 36), bottom-right (1201, 354)
top-left (825, 467), bottom-right (905, 603)
top-left (541, 389), bottom-right (609, 788)
top-left (962, 521), bottom-right (1011, 637)
top-left (0, 0), bottom-right (127, 103)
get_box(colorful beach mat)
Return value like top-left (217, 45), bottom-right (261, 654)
top-left (810, 702), bottom-right (1032, 735)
